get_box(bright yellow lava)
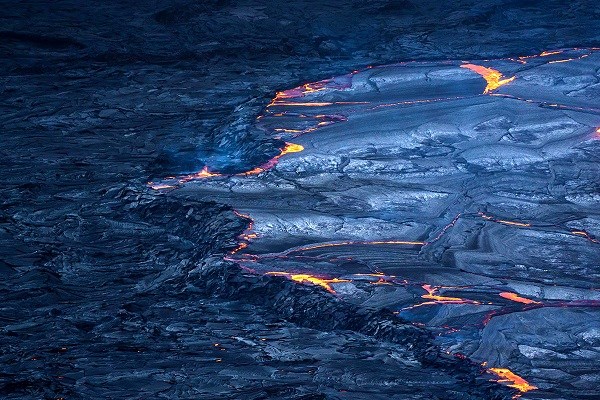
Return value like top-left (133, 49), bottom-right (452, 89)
top-left (266, 272), bottom-right (350, 294)
top-left (489, 368), bottom-right (538, 393)
top-left (461, 64), bottom-right (515, 94)
top-left (196, 166), bottom-right (221, 178)
top-left (281, 143), bottom-right (304, 154)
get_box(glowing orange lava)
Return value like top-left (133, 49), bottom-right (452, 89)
top-left (371, 278), bottom-right (392, 285)
top-left (497, 220), bottom-right (531, 227)
top-left (489, 368), bottom-right (537, 393)
top-left (571, 230), bottom-right (599, 244)
top-left (173, 166), bottom-right (225, 185)
top-left (499, 292), bottom-right (541, 305)
top-left (422, 284), bottom-right (471, 303)
top-left (281, 143), bottom-right (305, 154)
top-left (539, 50), bottom-right (563, 57)
top-left (427, 213), bottom-right (461, 244)
top-left (548, 54), bottom-right (589, 64)
top-left (401, 285), bottom-right (479, 311)
top-left (194, 166), bottom-right (222, 179)
top-left (231, 210), bottom-right (256, 254)
top-left (478, 212), bottom-right (531, 227)
top-left (461, 64), bottom-right (515, 94)
top-left (513, 50), bottom-right (566, 64)
top-left (266, 272), bottom-right (350, 294)
top-left (241, 142), bottom-right (304, 176)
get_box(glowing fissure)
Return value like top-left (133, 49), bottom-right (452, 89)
top-left (539, 50), bottom-right (563, 57)
top-left (478, 212), bottom-right (531, 227)
top-left (479, 212), bottom-right (600, 243)
top-left (483, 296), bottom-right (600, 326)
top-left (283, 240), bottom-right (426, 255)
top-left (242, 142), bottom-right (304, 175)
top-left (461, 64), bottom-right (515, 94)
top-left (148, 142), bottom-right (304, 189)
top-left (230, 210), bottom-right (256, 255)
top-left (426, 213), bottom-right (461, 244)
top-left (513, 49), bottom-right (564, 64)
top-left (570, 230), bottom-right (599, 244)
top-left (489, 93), bottom-right (600, 115)
top-left (370, 96), bottom-right (469, 110)
top-left (270, 114), bottom-right (348, 137)
top-left (547, 53), bottom-right (590, 64)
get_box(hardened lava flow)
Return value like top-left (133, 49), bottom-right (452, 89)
top-left (154, 47), bottom-right (600, 399)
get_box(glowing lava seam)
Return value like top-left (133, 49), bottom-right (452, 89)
top-left (284, 240), bottom-right (425, 255)
top-left (499, 292), bottom-right (541, 305)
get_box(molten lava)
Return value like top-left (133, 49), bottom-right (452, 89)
top-left (422, 284), bottom-right (473, 303)
top-left (489, 368), bottom-right (537, 393)
top-left (191, 166), bottom-right (222, 179)
top-left (461, 64), bottom-right (515, 94)
top-left (230, 210), bottom-right (256, 255)
top-left (266, 272), bottom-right (350, 294)
top-left (499, 292), bottom-right (541, 305)
top-left (241, 142), bottom-right (304, 176)
top-left (571, 230), bottom-right (599, 244)
top-left (281, 143), bottom-right (305, 154)
top-left (402, 284), bottom-right (480, 311)
top-left (371, 278), bottom-right (392, 285)
top-left (268, 83), bottom-right (328, 107)
top-left (496, 219), bottom-right (530, 227)
top-left (427, 213), bottom-right (461, 244)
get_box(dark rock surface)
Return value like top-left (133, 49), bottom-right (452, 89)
top-left (1, 1), bottom-right (599, 399)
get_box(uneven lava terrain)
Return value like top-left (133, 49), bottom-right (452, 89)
top-left (2, 1), bottom-right (600, 400)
